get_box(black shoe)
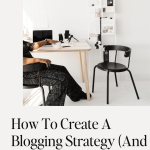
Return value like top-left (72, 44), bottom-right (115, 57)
top-left (73, 91), bottom-right (92, 102)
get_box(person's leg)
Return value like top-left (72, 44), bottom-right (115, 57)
top-left (23, 64), bottom-right (84, 106)
top-left (23, 69), bottom-right (68, 106)
top-left (55, 65), bottom-right (92, 101)
top-left (42, 77), bottom-right (67, 106)
top-left (40, 64), bottom-right (83, 102)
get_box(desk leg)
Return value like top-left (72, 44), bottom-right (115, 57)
top-left (81, 51), bottom-right (90, 101)
top-left (78, 52), bottom-right (84, 83)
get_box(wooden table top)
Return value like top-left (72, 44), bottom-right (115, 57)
top-left (31, 39), bottom-right (91, 53)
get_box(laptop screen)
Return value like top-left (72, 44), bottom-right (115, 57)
top-left (33, 30), bottom-right (53, 44)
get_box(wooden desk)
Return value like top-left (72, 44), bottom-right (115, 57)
top-left (31, 39), bottom-right (91, 100)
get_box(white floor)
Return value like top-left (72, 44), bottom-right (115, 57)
top-left (23, 81), bottom-right (150, 106)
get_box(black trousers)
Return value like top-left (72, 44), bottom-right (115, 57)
top-left (23, 64), bottom-right (82, 106)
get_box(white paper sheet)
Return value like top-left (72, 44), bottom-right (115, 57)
top-left (95, 19), bottom-right (100, 34)
top-left (106, 6), bottom-right (114, 12)
top-left (95, 0), bottom-right (101, 6)
top-left (89, 18), bottom-right (100, 34)
top-left (89, 20), bottom-right (96, 33)
top-left (102, 0), bottom-right (107, 7)
top-left (89, 7), bottom-right (96, 20)
top-left (102, 18), bottom-right (115, 35)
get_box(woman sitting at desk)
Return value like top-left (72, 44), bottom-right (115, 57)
top-left (23, 39), bottom-right (91, 106)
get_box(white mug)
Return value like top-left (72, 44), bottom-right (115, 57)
top-left (53, 42), bottom-right (61, 49)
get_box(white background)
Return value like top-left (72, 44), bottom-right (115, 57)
top-left (0, 0), bottom-right (150, 149)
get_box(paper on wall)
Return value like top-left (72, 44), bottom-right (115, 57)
top-left (102, 0), bottom-right (107, 7)
top-left (89, 7), bottom-right (96, 20)
top-left (89, 19), bottom-right (100, 35)
top-left (95, 18), bottom-right (100, 34)
top-left (95, 0), bottom-right (101, 6)
top-left (102, 18), bottom-right (115, 35)
top-left (106, 6), bottom-right (114, 12)
top-left (95, 8), bottom-right (102, 17)
top-left (89, 20), bottom-right (96, 33)
top-left (89, 33), bottom-right (98, 38)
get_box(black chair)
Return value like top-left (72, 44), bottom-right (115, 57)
top-left (23, 63), bottom-right (49, 106)
top-left (92, 45), bottom-right (139, 104)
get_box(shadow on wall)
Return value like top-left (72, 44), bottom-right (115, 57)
top-left (23, 0), bottom-right (49, 38)
top-left (23, 9), bottom-right (33, 38)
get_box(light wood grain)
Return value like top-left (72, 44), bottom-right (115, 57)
top-left (81, 51), bottom-right (90, 101)
top-left (31, 40), bottom-right (91, 53)
top-left (78, 52), bottom-right (84, 83)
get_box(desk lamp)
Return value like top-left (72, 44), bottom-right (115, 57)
top-left (68, 34), bottom-right (79, 42)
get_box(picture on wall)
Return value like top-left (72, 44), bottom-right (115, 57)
top-left (102, 18), bottom-right (114, 35)
top-left (103, 26), bottom-right (113, 34)
top-left (95, 8), bottom-right (102, 17)
top-left (107, 0), bottom-right (113, 6)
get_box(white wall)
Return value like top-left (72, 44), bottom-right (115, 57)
top-left (115, 0), bottom-right (150, 81)
top-left (23, 0), bottom-right (150, 82)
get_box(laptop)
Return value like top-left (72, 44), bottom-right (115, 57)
top-left (33, 30), bottom-right (53, 46)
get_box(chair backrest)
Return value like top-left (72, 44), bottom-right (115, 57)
top-left (23, 63), bottom-right (47, 72)
top-left (103, 45), bottom-right (131, 68)
top-left (104, 45), bottom-right (131, 57)
top-left (23, 63), bottom-right (47, 87)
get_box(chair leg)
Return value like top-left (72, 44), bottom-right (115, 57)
top-left (127, 70), bottom-right (140, 99)
top-left (107, 71), bottom-right (109, 104)
top-left (92, 66), bottom-right (97, 93)
top-left (40, 86), bottom-right (46, 106)
top-left (114, 72), bottom-right (118, 87)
